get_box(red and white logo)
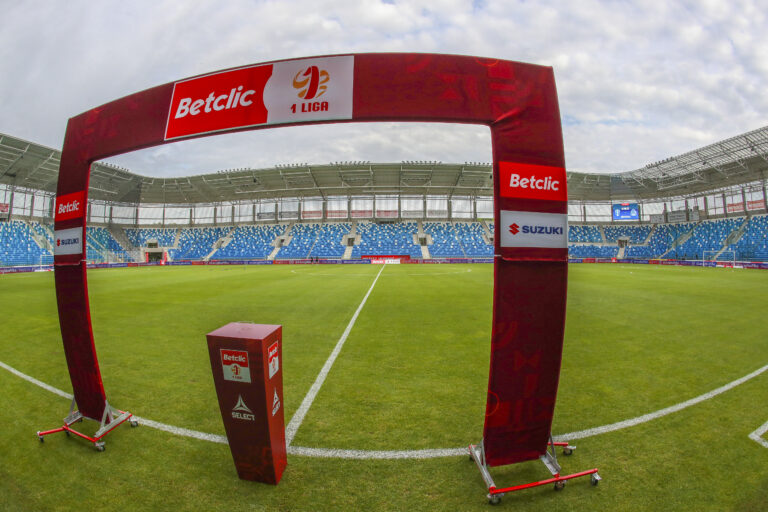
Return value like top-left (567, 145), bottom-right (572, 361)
top-left (55, 191), bottom-right (86, 222)
top-left (166, 65), bottom-right (272, 140)
top-left (268, 341), bottom-right (279, 379)
top-left (499, 162), bottom-right (566, 201)
top-left (509, 223), bottom-right (520, 235)
top-left (221, 349), bottom-right (251, 383)
top-left (165, 56), bottom-right (354, 140)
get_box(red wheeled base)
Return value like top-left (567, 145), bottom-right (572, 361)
top-left (37, 398), bottom-right (138, 452)
top-left (469, 438), bottom-right (601, 505)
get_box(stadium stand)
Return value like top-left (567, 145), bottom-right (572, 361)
top-left (308, 223), bottom-right (351, 259)
top-left (169, 227), bottom-right (228, 261)
top-left (211, 224), bottom-right (284, 260)
top-left (86, 226), bottom-right (131, 262)
top-left (351, 221), bottom-right (422, 259)
top-left (569, 224), bottom-right (602, 243)
top-left (423, 222), bottom-right (464, 258)
top-left (666, 218), bottom-right (743, 260)
top-left (125, 227), bottom-right (177, 247)
top-left (3, 215), bottom-right (768, 266)
top-left (603, 225), bottom-right (652, 244)
top-left (568, 244), bottom-right (619, 259)
top-left (276, 223), bottom-right (319, 259)
top-left (0, 220), bottom-right (50, 266)
top-left (455, 222), bottom-right (494, 257)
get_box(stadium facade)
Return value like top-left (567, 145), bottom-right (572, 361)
top-left (1, 126), bottom-right (767, 266)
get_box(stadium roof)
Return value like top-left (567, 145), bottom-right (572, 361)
top-left (2, 126), bottom-right (767, 205)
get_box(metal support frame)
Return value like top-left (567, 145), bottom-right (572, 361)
top-left (469, 436), bottom-right (601, 505)
top-left (36, 398), bottom-right (137, 452)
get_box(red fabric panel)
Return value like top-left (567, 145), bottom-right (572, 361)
top-left (484, 259), bottom-right (568, 466)
top-left (483, 67), bottom-right (568, 466)
top-left (54, 262), bottom-right (105, 419)
top-left (353, 53), bottom-right (555, 125)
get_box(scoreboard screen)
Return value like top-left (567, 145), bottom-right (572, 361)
top-left (612, 202), bottom-right (640, 221)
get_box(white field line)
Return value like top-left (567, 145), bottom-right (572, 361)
top-left (554, 363), bottom-right (768, 442)
top-left (0, 360), bottom-right (72, 400)
top-left (285, 263), bottom-right (386, 446)
top-left (748, 419), bottom-right (768, 449)
top-left (3, 355), bottom-right (766, 459)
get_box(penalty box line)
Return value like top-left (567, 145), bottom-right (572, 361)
top-left (285, 263), bottom-right (387, 446)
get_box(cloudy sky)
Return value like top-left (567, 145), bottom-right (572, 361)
top-left (1, 0), bottom-right (765, 177)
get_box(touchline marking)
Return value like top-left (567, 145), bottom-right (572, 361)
top-left (749, 419), bottom-right (768, 449)
top-left (2, 358), bottom-right (765, 459)
top-left (285, 263), bottom-right (387, 446)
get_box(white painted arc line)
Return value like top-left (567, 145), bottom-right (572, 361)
top-left (749, 419), bottom-right (768, 449)
top-left (2, 358), bottom-right (766, 459)
top-left (284, 263), bottom-right (387, 446)
top-left (554, 363), bottom-right (768, 442)
top-left (287, 446), bottom-right (466, 459)
top-left (0, 360), bottom-right (73, 400)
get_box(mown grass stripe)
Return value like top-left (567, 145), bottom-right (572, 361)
top-left (285, 263), bottom-right (386, 446)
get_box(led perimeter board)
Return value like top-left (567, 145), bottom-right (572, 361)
top-left (54, 53), bottom-right (568, 467)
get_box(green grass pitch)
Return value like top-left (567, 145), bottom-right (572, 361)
top-left (0, 263), bottom-right (766, 511)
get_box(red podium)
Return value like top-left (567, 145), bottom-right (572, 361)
top-left (206, 322), bottom-right (287, 484)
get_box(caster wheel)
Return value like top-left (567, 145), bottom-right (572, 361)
top-left (554, 480), bottom-right (565, 491)
top-left (65, 431), bottom-right (70, 437)
top-left (563, 447), bottom-right (573, 456)
top-left (37, 435), bottom-right (44, 443)
top-left (591, 473), bottom-right (602, 486)
top-left (488, 495), bottom-right (501, 505)
top-left (96, 444), bottom-right (105, 452)
top-left (130, 420), bottom-right (139, 428)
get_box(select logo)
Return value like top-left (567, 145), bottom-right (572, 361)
top-left (53, 227), bottom-right (83, 256)
top-left (500, 210), bottom-right (568, 249)
top-left (499, 162), bottom-right (567, 201)
top-left (55, 191), bottom-right (86, 222)
top-left (231, 395), bottom-right (256, 422)
top-left (272, 389), bottom-right (281, 417)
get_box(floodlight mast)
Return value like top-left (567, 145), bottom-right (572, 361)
top-left (51, 53), bottom-right (578, 475)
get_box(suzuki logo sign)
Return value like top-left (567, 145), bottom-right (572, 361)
top-left (499, 210), bottom-right (568, 249)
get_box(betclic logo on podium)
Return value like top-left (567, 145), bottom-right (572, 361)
top-left (221, 349), bottom-right (251, 383)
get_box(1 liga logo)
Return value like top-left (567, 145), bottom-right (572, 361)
top-left (293, 65), bottom-right (329, 100)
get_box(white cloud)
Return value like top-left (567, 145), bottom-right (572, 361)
top-left (0, 0), bottom-right (766, 178)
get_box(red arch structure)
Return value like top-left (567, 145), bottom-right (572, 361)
top-left (53, 53), bottom-right (568, 468)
